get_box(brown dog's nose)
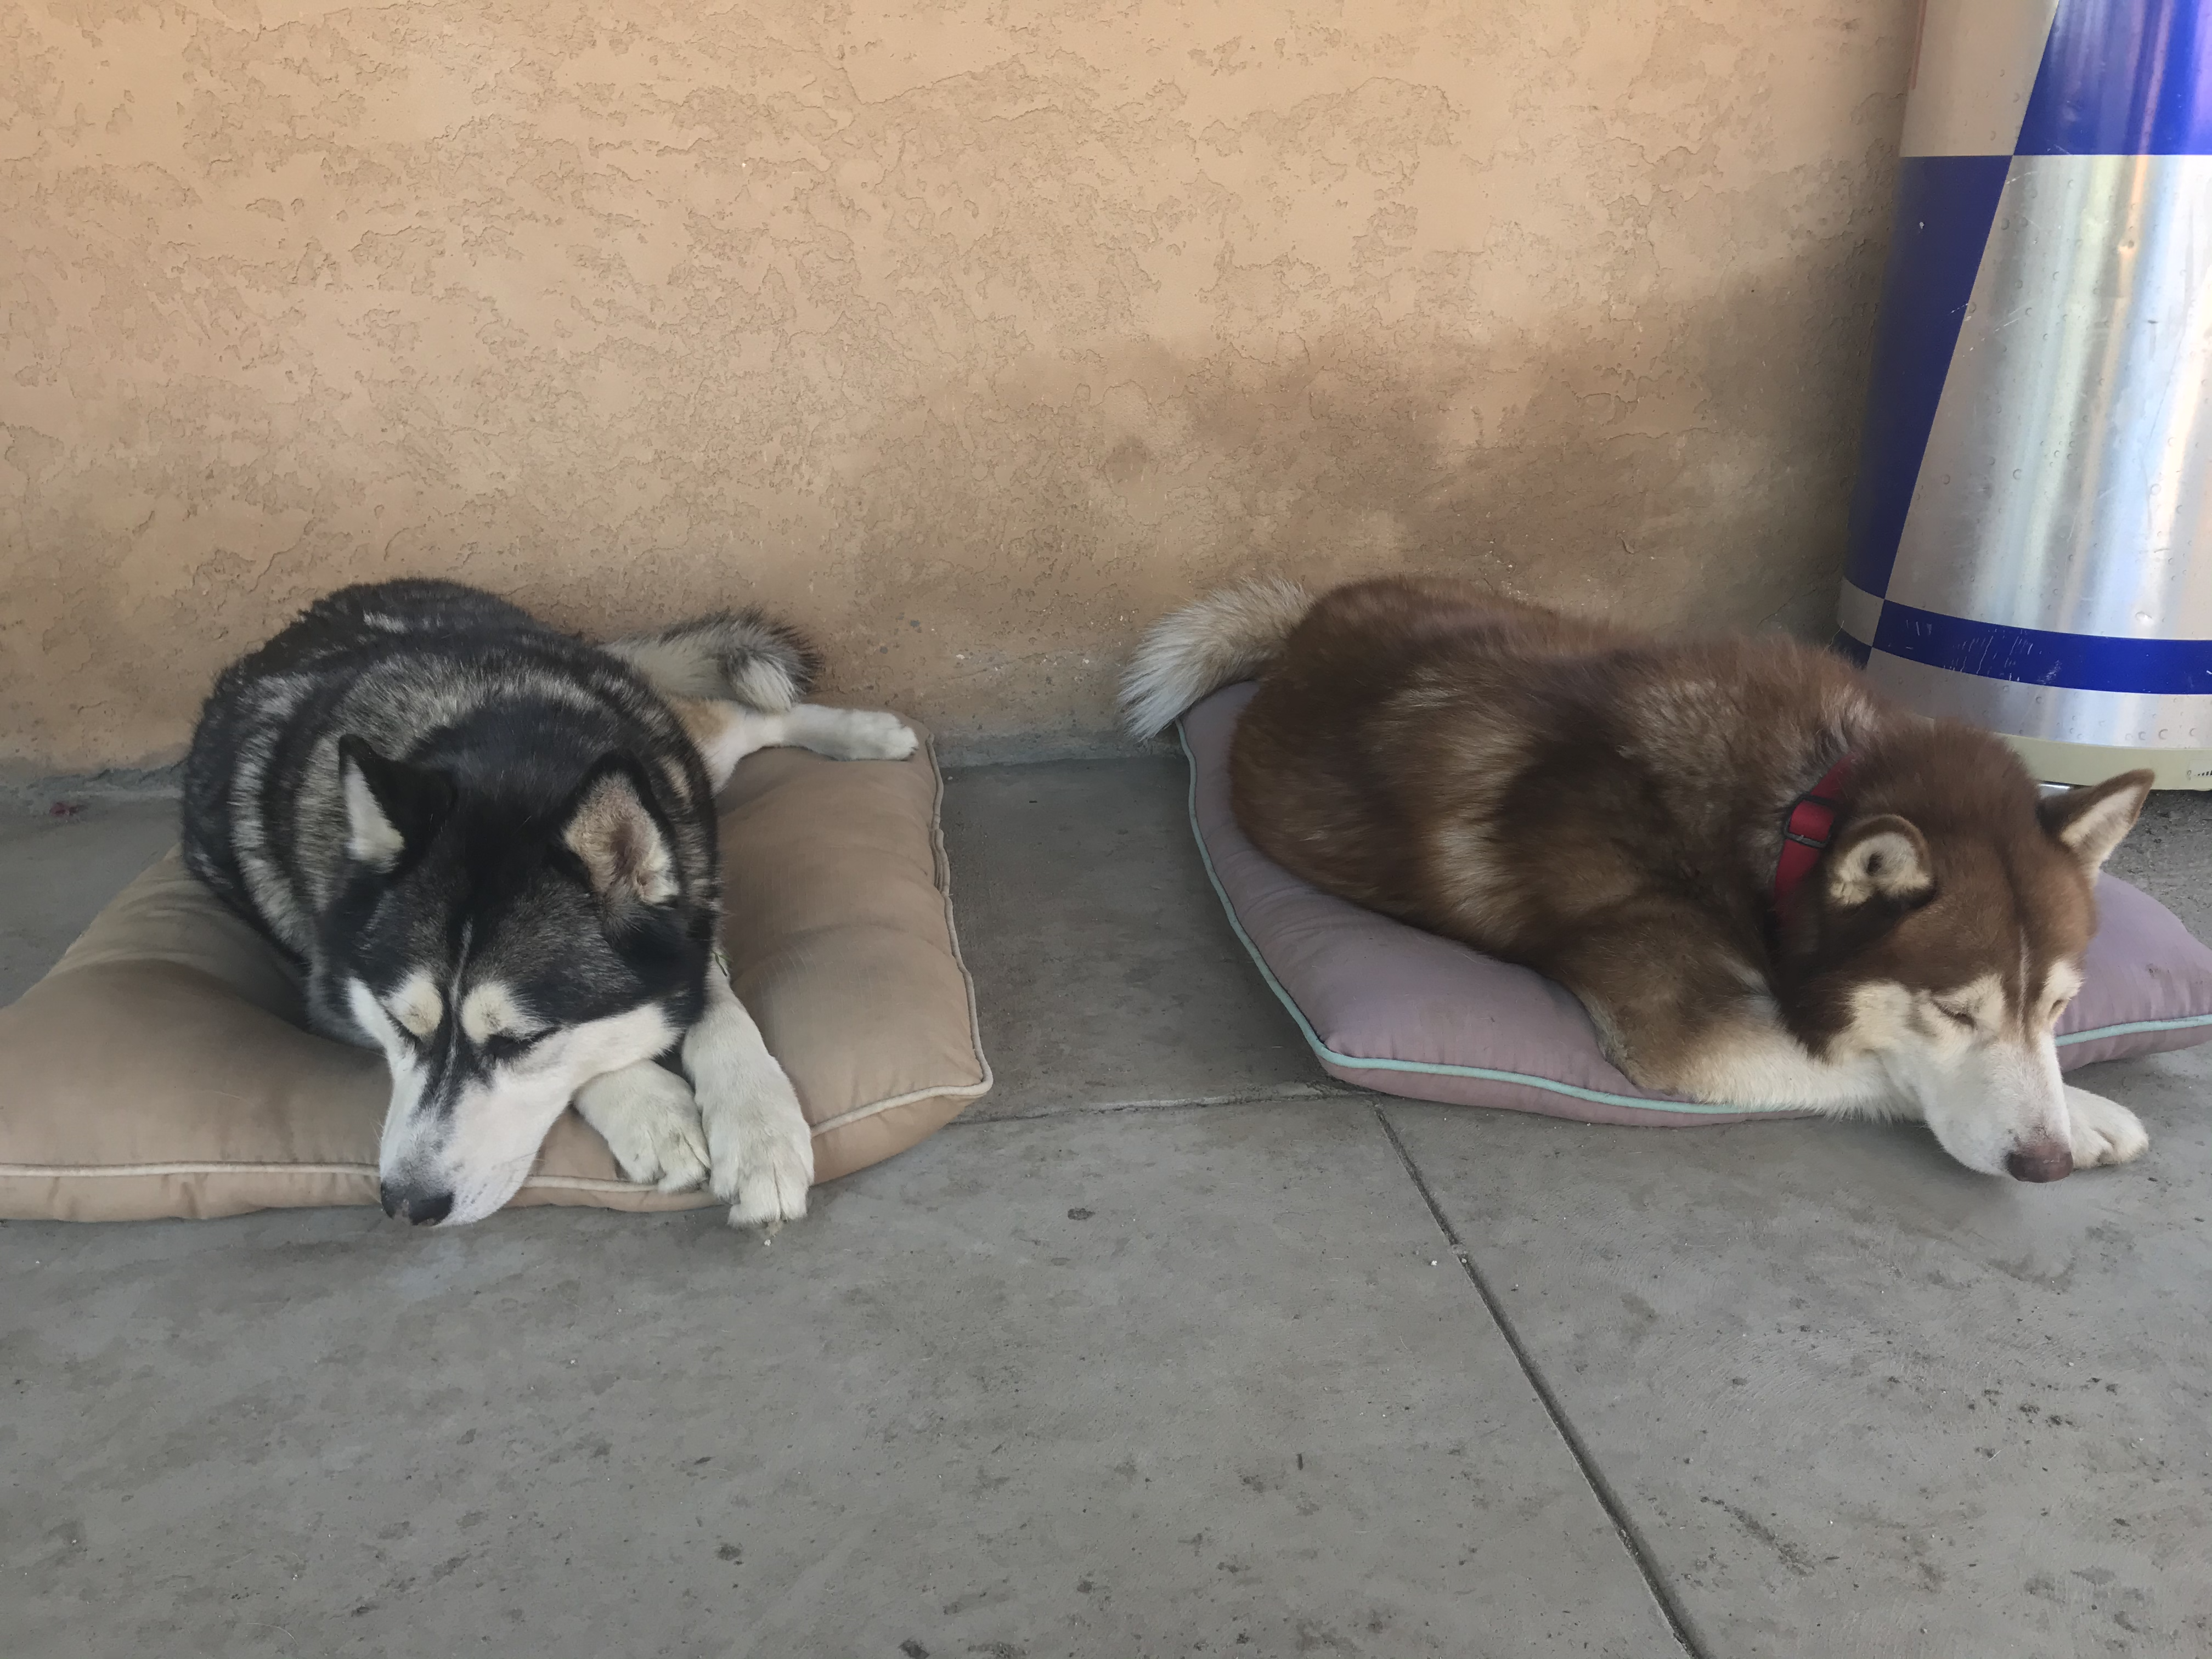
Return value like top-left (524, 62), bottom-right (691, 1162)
top-left (2005, 1146), bottom-right (2074, 1183)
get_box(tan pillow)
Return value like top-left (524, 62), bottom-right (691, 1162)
top-left (0, 728), bottom-right (991, 1221)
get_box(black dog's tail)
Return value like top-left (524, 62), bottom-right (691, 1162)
top-left (605, 610), bottom-right (822, 713)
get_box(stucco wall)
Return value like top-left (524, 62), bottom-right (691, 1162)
top-left (2, 1), bottom-right (1913, 774)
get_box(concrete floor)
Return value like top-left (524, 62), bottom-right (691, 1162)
top-left (3, 764), bottom-right (2209, 1659)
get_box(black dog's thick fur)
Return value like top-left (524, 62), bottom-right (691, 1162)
top-left (181, 579), bottom-right (809, 1046)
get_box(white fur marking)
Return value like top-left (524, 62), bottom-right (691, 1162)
top-left (728, 656), bottom-right (799, 713)
top-left (574, 1061), bottom-right (711, 1192)
top-left (1846, 976), bottom-right (2073, 1176)
top-left (686, 960), bottom-right (814, 1229)
top-left (1668, 1003), bottom-right (1894, 1115)
top-left (2064, 1086), bottom-right (2149, 1167)
top-left (611, 634), bottom-right (799, 712)
top-left (383, 972), bottom-right (444, 1040)
top-left (375, 1001), bottom-right (680, 1225)
top-left (1829, 823), bottom-right (1932, 907)
top-left (2050, 777), bottom-right (2151, 872)
top-left (342, 759), bottom-right (405, 870)
top-left (2040, 961), bottom-right (2085, 1027)
top-left (691, 702), bottom-right (917, 787)
top-left (1929, 972), bottom-right (2004, 1037)
top-left (1677, 972), bottom-right (2118, 1180)
top-left (1119, 578), bottom-right (1311, 740)
top-left (459, 981), bottom-right (532, 1045)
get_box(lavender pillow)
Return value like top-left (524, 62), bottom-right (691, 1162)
top-left (1182, 683), bottom-right (2212, 1124)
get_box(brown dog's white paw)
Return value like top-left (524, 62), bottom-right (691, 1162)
top-left (2065, 1086), bottom-right (2149, 1168)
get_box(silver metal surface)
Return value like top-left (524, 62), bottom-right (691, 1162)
top-left (1865, 649), bottom-right (2210, 749)
top-left (1887, 154), bottom-right (2212, 642)
top-left (1835, 579), bottom-right (1883, 647)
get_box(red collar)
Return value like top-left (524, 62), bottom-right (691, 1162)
top-left (1772, 757), bottom-right (1853, 915)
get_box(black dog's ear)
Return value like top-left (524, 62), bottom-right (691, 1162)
top-left (338, 735), bottom-right (455, 873)
top-left (558, 753), bottom-right (680, 907)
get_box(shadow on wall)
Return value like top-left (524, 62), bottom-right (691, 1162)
top-left (4, 267), bottom-right (1883, 781)
top-left (0, 2), bottom-right (1912, 777)
top-left (837, 269), bottom-right (1884, 759)
top-left (0, 259), bottom-right (1885, 783)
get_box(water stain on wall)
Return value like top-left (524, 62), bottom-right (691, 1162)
top-left (1, 1), bottom-right (1914, 771)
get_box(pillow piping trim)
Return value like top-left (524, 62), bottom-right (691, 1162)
top-left (2053, 1013), bottom-right (2212, 1045)
top-left (0, 1159), bottom-right (662, 1195)
top-left (1176, 722), bottom-right (2212, 1116)
top-left (800, 726), bottom-right (994, 1139)
top-left (0, 730), bottom-right (994, 1194)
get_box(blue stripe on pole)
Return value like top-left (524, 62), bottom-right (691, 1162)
top-left (2017, 0), bottom-right (2212, 156)
top-left (1841, 155), bottom-right (2012, 601)
top-left (1871, 601), bottom-right (2212, 696)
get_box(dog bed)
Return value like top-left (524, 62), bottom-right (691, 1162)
top-left (1183, 682), bottom-right (2212, 1124)
top-left (0, 725), bottom-right (991, 1221)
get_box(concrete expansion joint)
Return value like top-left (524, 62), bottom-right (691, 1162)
top-left (952, 1082), bottom-right (1367, 1125)
top-left (1374, 1103), bottom-right (1711, 1659)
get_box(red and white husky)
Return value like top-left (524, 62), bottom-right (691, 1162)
top-left (1123, 575), bottom-right (2156, 1182)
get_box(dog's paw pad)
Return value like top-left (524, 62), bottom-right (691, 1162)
top-left (726, 1173), bottom-right (809, 1231)
top-left (706, 1088), bottom-right (815, 1228)
top-left (718, 1143), bottom-right (812, 1229)
top-left (607, 1103), bottom-right (710, 1193)
top-left (2066, 1088), bottom-right (2149, 1168)
top-left (833, 709), bottom-right (918, 761)
top-left (579, 1067), bottom-right (711, 1192)
top-left (648, 1130), bottom-right (713, 1194)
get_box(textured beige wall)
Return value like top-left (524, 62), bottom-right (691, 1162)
top-left (2, 1), bottom-right (1912, 772)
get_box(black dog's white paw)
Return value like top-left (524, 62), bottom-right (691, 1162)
top-left (575, 1063), bottom-right (711, 1193)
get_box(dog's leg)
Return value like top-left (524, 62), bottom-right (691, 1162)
top-left (1554, 923), bottom-right (1894, 1114)
top-left (2063, 1085), bottom-right (2150, 1167)
top-left (686, 959), bottom-right (815, 1229)
top-left (671, 697), bottom-right (917, 788)
top-left (766, 703), bottom-right (919, 763)
top-left (1649, 1014), bottom-right (1898, 1115)
top-left (573, 1060), bottom-right (712, 1193)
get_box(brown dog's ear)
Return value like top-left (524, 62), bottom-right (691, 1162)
top-left (1826, 814), bottom-right (1933, 907)
top-left (2039, 770), bottom-right (2154, 875)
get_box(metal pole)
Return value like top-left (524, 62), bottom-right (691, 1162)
top-left (1839, 0), bottom-right (2212, 789)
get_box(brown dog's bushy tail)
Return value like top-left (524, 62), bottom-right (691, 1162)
top-left (1118, 577), bottom-right (1311, 740)
top-left (605, 610), bottom-right (822, 713)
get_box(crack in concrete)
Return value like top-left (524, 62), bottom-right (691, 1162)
top-left (1374, 1102), bottom-right (1709, 1659)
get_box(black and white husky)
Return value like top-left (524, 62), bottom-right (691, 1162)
top-left (182, 580), bottom-right (916, 1227)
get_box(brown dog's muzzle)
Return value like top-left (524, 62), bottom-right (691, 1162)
top-left (2005, 1144), bottom-right (2074, 1183)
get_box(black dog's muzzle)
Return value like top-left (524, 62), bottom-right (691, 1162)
top-left (380, 1182), bottom-right (454, 1225)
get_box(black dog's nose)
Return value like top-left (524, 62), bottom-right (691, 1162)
top-left (380, 1183), bottom-right (454, 1225)
top-left (2006, 1146), bottom-right (2073, 1183)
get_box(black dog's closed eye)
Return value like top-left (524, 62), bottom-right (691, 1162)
top-left (479, 1030), bottom-right (550, 1063)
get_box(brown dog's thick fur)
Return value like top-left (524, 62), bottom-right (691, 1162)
top-left (1124, 575), bottom-right (2154, 1175)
